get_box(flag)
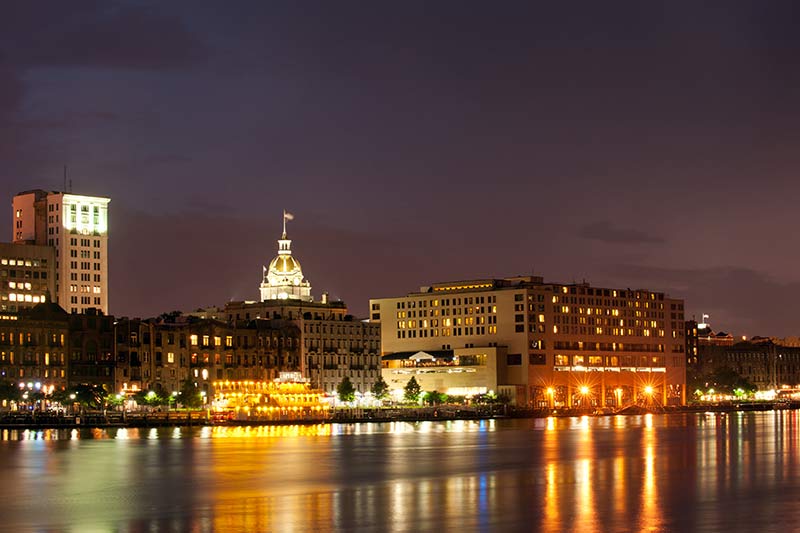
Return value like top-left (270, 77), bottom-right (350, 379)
top-left (284, 211), bottom-right (295, 221)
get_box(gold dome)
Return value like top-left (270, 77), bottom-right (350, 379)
top-left (269, 255), bottom-right (301, 275)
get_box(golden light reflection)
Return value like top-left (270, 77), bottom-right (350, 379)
top-left (210, 424), bottom-right (333, 439)
top-left (613, 455), bottom-right (627, 517)
top-left (640, 425), bottom-right (663, 530)
top-left (574, 458), bottom-right (594, 532)
top-left (544, 462), bottom-right (560, 533)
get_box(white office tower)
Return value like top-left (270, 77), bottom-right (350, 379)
top-left (13, 190), bottom-right (110, 314)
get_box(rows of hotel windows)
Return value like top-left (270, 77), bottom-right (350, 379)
top-left (394, 296), bottom-right (499, 338)
top-left (553, 354), bottom-right (667, 367)
top-left (390, 288), bottom-right (684, 341)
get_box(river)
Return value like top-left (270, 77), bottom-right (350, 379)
top-left (0, 411), bottom-right (798, 532)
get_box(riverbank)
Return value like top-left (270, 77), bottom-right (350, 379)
top-left (1, 401), bottom-right (798, 429)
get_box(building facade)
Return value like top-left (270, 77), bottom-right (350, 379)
top-left (371, 276), bottom-right (686, 407)
top-left (13, 190), bottom-right (110, 315)
top-left (113, 316), bottom-right (302, 398)
top-left (0, 303), bottom-right (69, 393)
top-left (0, 242), bottom-right (55, 313)
top-left (194, 217), bottom-right (381, 395)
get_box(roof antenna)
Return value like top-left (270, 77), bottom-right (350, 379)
top-left (63, 166), bottom-right (67, 193)
top-left (69, 179), bottom-right (72, 193)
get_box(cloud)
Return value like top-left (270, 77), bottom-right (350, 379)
top-left (19, 111), bottom-right (123, 131)
top-left (0, 2), bottom-right (207, 184)
top-left (0, 2), bottom-right (206, 71)
top-left (579, 220), bottom-right (665, 245)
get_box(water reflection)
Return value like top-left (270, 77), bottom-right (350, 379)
top-left (2, 412), bottom-right (800, 531)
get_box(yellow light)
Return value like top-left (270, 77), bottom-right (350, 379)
top-left (644, 385), bottom-right (654, 395)
top-left (580, 386), bottom-right (589, 395)
top-left (546, 387), bottom-right (554, 395)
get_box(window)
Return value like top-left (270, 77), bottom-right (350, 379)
top-left (190, 334), bottom-right (198, 346)
top-left (507, 354), bottom-right (522, 365)
top-left (167, 352), bottom-right (175, 363)
top-left (529, 354), bottom-right (545, 365)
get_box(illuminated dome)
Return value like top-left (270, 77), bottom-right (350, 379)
top-left (259, 213), bottom-right (312, 302)
top-left (269, 255), bottom-right (301, 275)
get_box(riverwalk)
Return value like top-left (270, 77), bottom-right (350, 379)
top-left (1, 401), bottom-right (798, 430)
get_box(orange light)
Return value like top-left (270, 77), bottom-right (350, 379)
top-left (644, 385), bottom-right (654, 395)
top-left (579, 386), bottom-right (590, 395)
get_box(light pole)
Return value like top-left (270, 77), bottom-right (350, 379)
top-left (643, 385), bottom-right (654, 406)
top-left (546, 387), bottom-right (554, 409)
top-left (579, 385), bottom-right (590, 408)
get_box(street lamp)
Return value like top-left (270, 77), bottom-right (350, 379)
top-left (579, 385), bottom-right (590, 407)
top-left (615, 388), bottom-right (623, 407)
top-left (546, 387), bottom-right (554, 409)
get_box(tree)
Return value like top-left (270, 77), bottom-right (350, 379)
top-left (50, 388), bottom-right (73, 408)
top-left (179, 379), bottom-right (203, 408)
top-left (404, 376), bottom-right (421, 403)
top-left (690, 366), bottom-right (757, 395)
top-left (72, 384), bottom-right (109, 410)
top-left (0, 381), bottom-right (21, 407)
top-left (370, 375), bottom-right (389, 400)
top-left (337, 376), bottom-right (356, 403)
top-left (423, 390), bottom-right (447, 405)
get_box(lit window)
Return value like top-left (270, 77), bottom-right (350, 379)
top-left (190, 335), bottom-right (198, 346)
top-left (167, 353), bottom-right (175, 363)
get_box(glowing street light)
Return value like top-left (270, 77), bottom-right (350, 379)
top-left (644, 385), bottom-right (654, 396)
top-left (579, 385), bottom-right (590, 396)
top-left (546, 387), bottom-right (554, 408)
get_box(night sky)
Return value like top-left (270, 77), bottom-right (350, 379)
top-left (2, 2), bottom-right (800, 336)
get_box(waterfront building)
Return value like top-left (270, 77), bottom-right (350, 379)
top-left (211, 373), bottom-right (329, 420)
top-left (12, 190), bottom-right (110, 315)
top-left (68, 309), bottom-right (115, 391)
top-left (370, 276), bottom-right (687, 407)
top-left (195, 214), bottom-right (381, 396)
top-left (0, 242), bottom-right (55, 313)
top-left (113, 315), bottom-right (302, 399)
top-left (0, 303), bottom-right (113, 395)
top-left (0, 302), bottom-right (69, 394)
top-left (692, 329), bottom-right (800, 392)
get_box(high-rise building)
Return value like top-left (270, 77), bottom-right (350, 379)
top-left (370, 276), bottom-right (687, 407)
top-left (0, 242), bottom-right (55, 313)
top-left (12, 190), bottom-right (110, 315)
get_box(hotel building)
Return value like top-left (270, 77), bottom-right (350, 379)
top-left (0, 242), bottom-right (55, 312)
top-left (12, 190), bottom-right (110, 315)
top-left (370, 276), bottom-right (686, 407)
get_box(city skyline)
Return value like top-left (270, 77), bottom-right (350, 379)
top-left (3, 2), bottom-right (800, 335)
